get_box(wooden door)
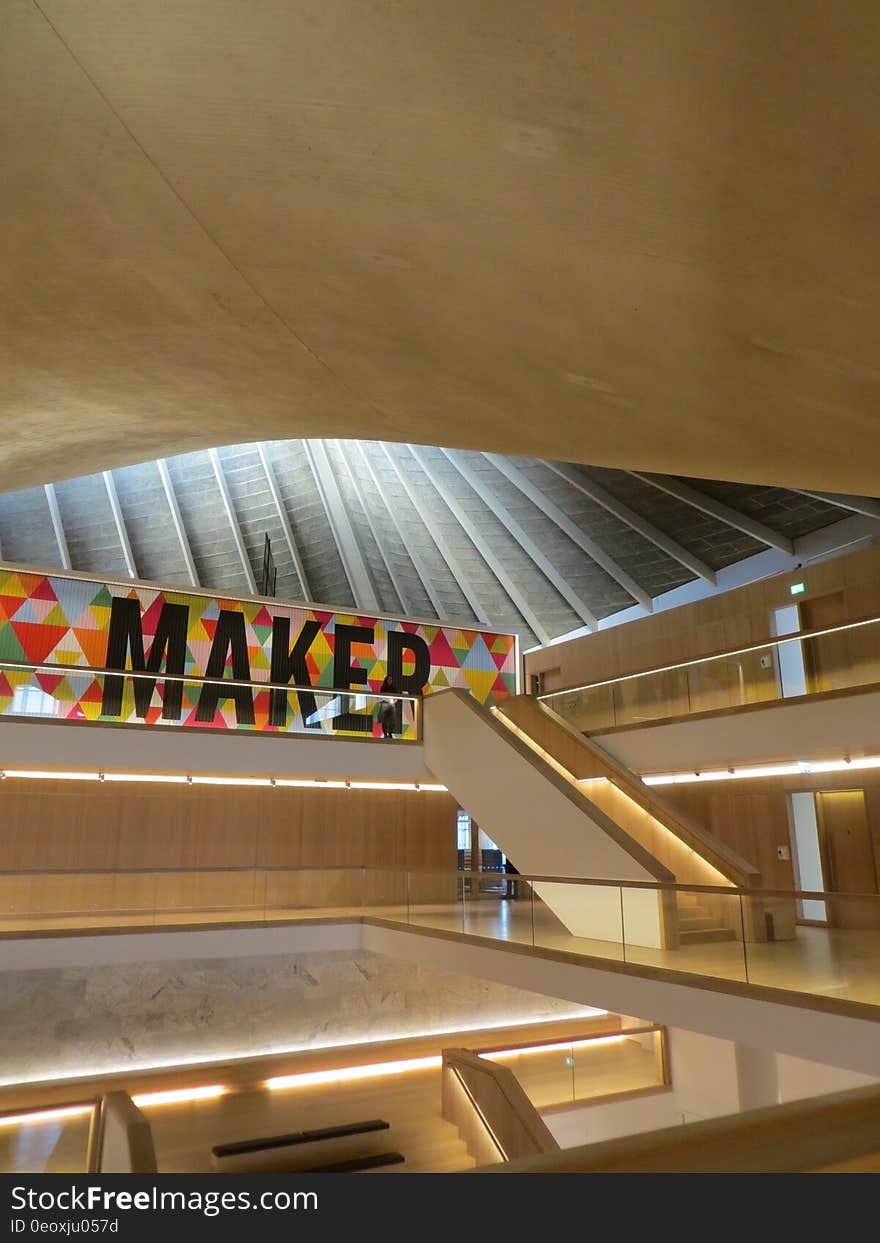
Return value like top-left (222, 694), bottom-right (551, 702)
top-left (815, 790), bottom-right (878, 928)
top-left (801, 592), bottom-right (849, 693)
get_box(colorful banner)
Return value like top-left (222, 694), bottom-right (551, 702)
top-left (0, 569), bottom-right (518, 740)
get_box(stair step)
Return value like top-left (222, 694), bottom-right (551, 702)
top-left (679, 927), bottom-right (738, 944)
top-left (677, 916), bottom-right (718, 931)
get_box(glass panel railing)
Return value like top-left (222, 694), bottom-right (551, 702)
top-left (479, 1027), bottom-right (665, 1110)
top-left (405, 869), bottom-right (466, 935)
top-left (531, 880), bottom-right (625, 962)
top-left (485, 1041), bottom-right (578, 1109)
top-left (0, 662), bottom-right (421, 742)
top-left (540, 614), bottom-right (880, 733)
top-left (0, 1102), bottom-right (98, 1174)
top-left (462, 873), bottom-right (534, 947)
top-left (2, 868), bottom-right (880, 1013)
top-left (622, 887), bottom-right (748, 983)
top-left (571, 1029), bottom-right (664, 1101)
top-left (263, 866), bottom-right (364, 920)
top-left (741, 890), bottom-right (880, 1005)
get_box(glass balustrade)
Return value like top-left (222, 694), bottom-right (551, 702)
top-left (2, 867), bottom-right (879, 1012)
top-left (0, 1101), bottom-right (99, 1174)
top-left (539, 614), bottom-right (880, 733)
top-left (479, 1028), bottom-right (665, 1110)
top-left (0, 661), bottom-right (421, 742)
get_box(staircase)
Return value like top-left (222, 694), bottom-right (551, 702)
top-left (676, 893), bottom-right (737, 944)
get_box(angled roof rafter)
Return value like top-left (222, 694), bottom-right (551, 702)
top-left (380, 443), bottom-right (491, 625)
top-left (484, 454), bottom-right (653, 612)
top-left (631, 472), bottom-right (794, 555)
top-left (443, 449), bottom-right (598, 631)
top-left (256, 442), bottom-right (312, 599)
top-left (408, 445), bottom-right (550, 643)
top-left (302, 439), bottom-right (380, 611)
top-left (545, 461), bottom-right (717, 585)
top-left (208, 448), bottom-right (258, 594)
top-left (102, 470), bottom-right (138, 578)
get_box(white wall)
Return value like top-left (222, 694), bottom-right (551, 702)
top-left (424, 691), bottom-right (665, 946)
top-left (667, 1028), bottom-right (742, 1122)
top-left (0, 717), bottom-right (432, 781)
top-left (595, 687), bottom-right (880, 775)
top-left (362, 923), bottom-right (880, 1078)
top-left (776, 1054), bottom-right (879, 1103)
top-left (542, 1091), bottom-right (678, 1148)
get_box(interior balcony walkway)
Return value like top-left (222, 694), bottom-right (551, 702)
top-left (3, 868), bottom-right (879, 1016)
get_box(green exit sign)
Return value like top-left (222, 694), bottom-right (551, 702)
top-left (790, 581), bottom-right (806, 595)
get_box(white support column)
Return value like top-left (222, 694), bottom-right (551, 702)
top-left (734, 1043), bottom-right (780, 1112)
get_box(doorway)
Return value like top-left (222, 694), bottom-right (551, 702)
top-left (771, 604), bottom-right (807, 698)
top-left (814, 790), bottom-right (878, 928)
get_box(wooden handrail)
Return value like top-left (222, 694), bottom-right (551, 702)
top-left (475, 1081), bottom-right (880, 1173)
top-left (537, 609), bottom-right (880, 701)
top-left (0, 657), bottom-right (419, 702)
top-left (0, 863), bottom-right (870, 900)
top-left (441, 1049), bottom-right (558, 1164)
top-left (498, 695), bottom-right (759, 888)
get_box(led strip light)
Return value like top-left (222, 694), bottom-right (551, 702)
top-left (641, 754), bottom-right (880, 786)
top-left (0, 769), bottom-right (447, 792)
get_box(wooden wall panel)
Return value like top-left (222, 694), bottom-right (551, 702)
top-left (663, 769), bottom-right (880, 894)
top-left (527, 542), bottom-right (880, 696)
top-left (0, 781), bottom-right (458, 878)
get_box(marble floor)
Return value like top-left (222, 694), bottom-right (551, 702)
top-left (2, 894), bottom-right (879, 1010)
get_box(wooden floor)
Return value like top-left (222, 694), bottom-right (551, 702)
top-left (147, 1070), bottom-right (476, 1174)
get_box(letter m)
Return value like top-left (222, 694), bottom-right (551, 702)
top-left (101, 596), bottom-right (189, 720)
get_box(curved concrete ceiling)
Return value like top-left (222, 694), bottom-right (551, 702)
top-left (2, 3), bottom-right (880, 494)
top-left (0, 439), bottom-right (865, 648)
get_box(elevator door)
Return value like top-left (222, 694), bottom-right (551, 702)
top-left (815, 790), bottom-right (878, 928)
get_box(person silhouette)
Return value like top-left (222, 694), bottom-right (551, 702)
top-left (378, 674), bottom-right (397, 739)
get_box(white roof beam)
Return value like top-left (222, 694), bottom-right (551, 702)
top-left (209, 448), bottom-right (257, 594)
top-left (102, 471), bottom-right (138, 578)
top-left (335, 439), bottom-right (411, 614)
top-left (793, 490), bottom-right (880, 521)
top-left (353, 442), bottom-right (445, 618)
top-left (631, 472), bottom-right (794, 555)
top-left (443, 450), bottom-right (598, 631)
top-left (302, 440), bottom-right (380, 611)
top-left (156, 459), bottom-right (199, 587)
top-left (43, 483), bottom-right (71, 570)
top-left (256, 442), bottom-right (312, 600)
top-left (409, 445), bottom-right (551, 643)
top-left (545, 461), bottom-right (716, 584)
top-left (484, 454), bottom-right (653, 612)
top-left (380, 443), bottom-right (491, 625)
